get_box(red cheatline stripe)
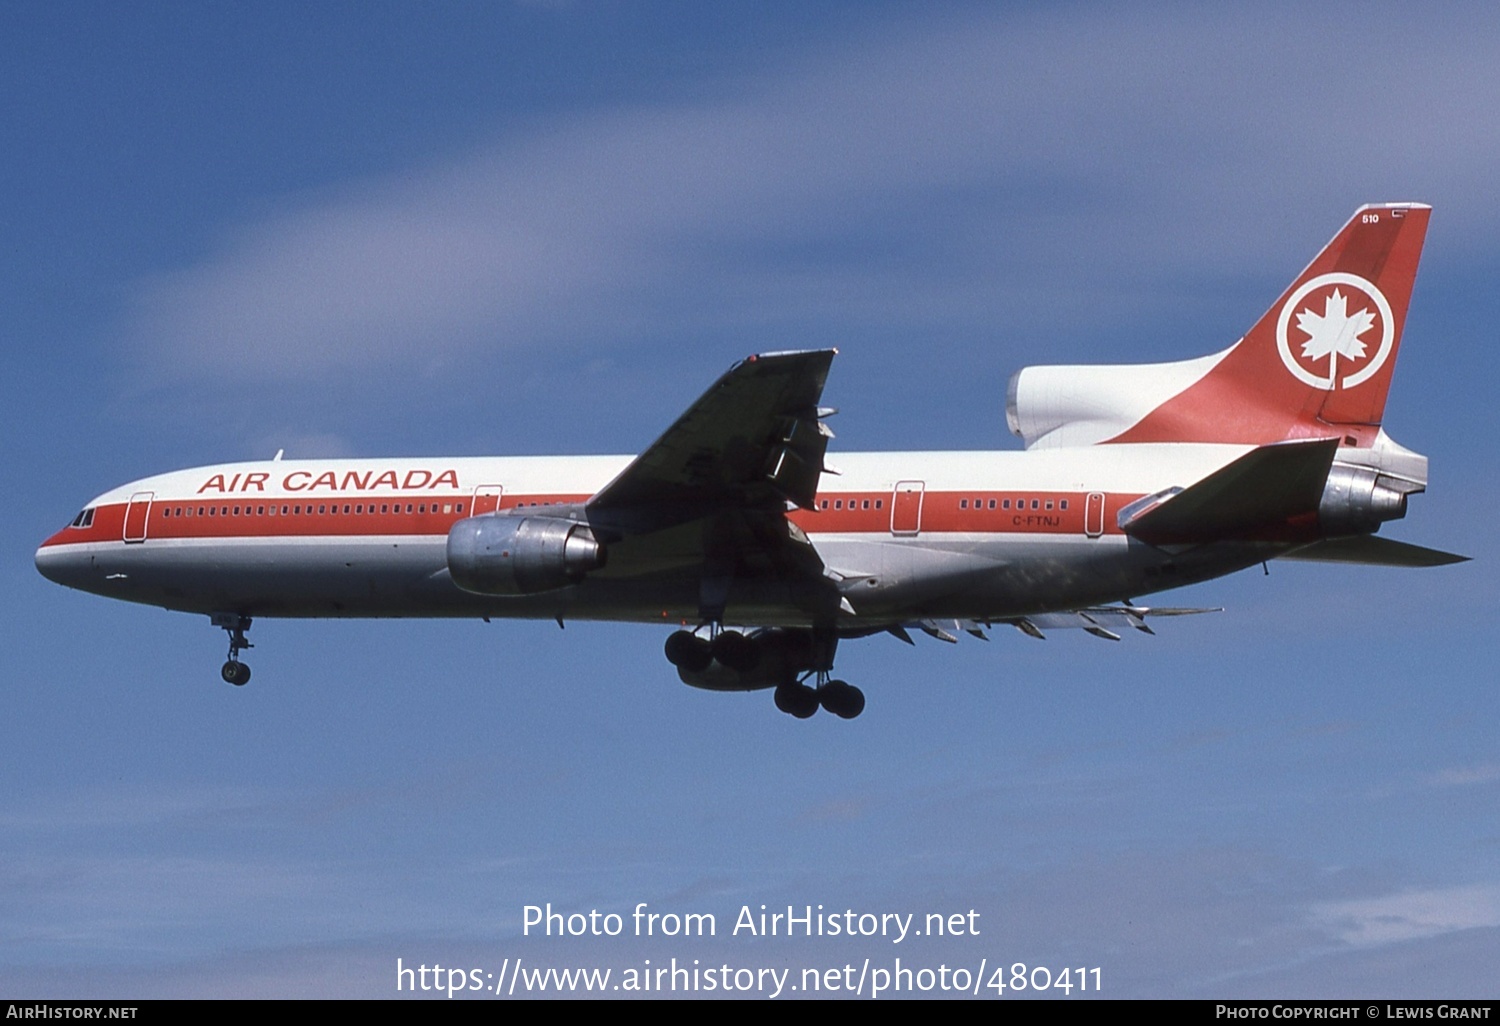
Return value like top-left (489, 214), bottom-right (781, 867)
top-left (41, 489), bottom-right (1143, 549)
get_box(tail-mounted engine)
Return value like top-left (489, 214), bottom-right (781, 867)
top-left (1319, 463), bottom-right (1418, 536)
top-left (446, 515), bottom-right (605, 595)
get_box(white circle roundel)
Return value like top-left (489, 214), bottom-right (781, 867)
top-left (1275, 273), bottom-right (1394, 390)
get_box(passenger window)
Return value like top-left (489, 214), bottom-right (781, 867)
top-left (959, 499), bottom-right (967, 509)
top-left (862, 500), bottom-right (870, 510)
top-left (1060, 499), bottom-right (1069, 510)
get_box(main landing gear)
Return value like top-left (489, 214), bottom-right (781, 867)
top-left (212, 613), bottom-right (253, 686)
top-left (664, 627), bottom-right (866, 720)
top-left (773, 676), bottom-right (865, 720)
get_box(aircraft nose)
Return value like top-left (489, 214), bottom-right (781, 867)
top-left (35, 541), bottom-right (94, 591)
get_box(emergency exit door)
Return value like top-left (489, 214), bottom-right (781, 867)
top-left (471, 484), bottom-right (505, 515)
top-left (1084, 491), bottom-right (1106, 538)
top-left (123, 491), bottom-right (154, 543)
top-left (890, 481), bottom-right (925, 536)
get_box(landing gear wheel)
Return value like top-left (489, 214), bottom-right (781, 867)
top-left (818, 680), bottom-right (865, 719)
top-left (664, 630), bottom-right (713, 672)
top-left (213, 614), bottom-right (255, 685)
top-left (774, 682), bottom-right (819, 719)
top-left (711, 630), bottom-right (761, 672)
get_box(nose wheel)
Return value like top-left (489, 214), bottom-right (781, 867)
top-left (211, 613), bottom-right (253, 687)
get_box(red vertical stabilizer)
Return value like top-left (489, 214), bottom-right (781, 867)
top-left (1106, 203), bottom-right (1430, 446)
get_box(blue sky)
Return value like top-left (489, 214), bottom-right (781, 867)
top-left (4, 1), bottom-right (1496, 998)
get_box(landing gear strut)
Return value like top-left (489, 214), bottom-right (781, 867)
top-left (212, 613), bottom-right (253, 686)
top-left (782, 672), bottom-right (865, 720)
top-left (780, 629), bottom-right (863, 720)
top-left (667, 624), bottom-right (865, 719)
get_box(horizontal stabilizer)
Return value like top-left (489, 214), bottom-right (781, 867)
top-left (1280, 535), bottom-right (1469, 567)
top-left (1120, 438), bottom-right (1339, 545)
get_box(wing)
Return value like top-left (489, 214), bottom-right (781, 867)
top-left (589, 350), bottom-right (836, 519)
top-left (585, 350), bottom-right (840, 622)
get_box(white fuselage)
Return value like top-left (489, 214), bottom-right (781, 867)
top-left (37, 443), bottom-right (1275, 629)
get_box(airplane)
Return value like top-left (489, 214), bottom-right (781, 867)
top-left (35, 203), bottom-right (1466, 719)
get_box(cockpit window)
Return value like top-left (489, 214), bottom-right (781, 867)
top-left (69, 508), bottom-right (96, 529)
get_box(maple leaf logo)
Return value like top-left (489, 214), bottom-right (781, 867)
top-left (1275, 273), bottom-right (1394, 390)
top-left (1295, 288), bottom-right (1377, 383)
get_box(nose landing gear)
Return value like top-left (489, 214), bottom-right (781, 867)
top-left (212, 613), bottom-right (253, 686)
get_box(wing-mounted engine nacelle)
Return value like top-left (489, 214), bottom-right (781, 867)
top-left (446, 515), bottom-right (606, 595)
top-left (1319, 463), bottom-right (1417, 536)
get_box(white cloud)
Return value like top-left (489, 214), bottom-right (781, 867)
top-left (122, 7), bottom-right (1500, 390)
top-left (1313, 883), bottom-right (1500, 946)
top-left (1425, 763), bottom-right (1500, 788)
